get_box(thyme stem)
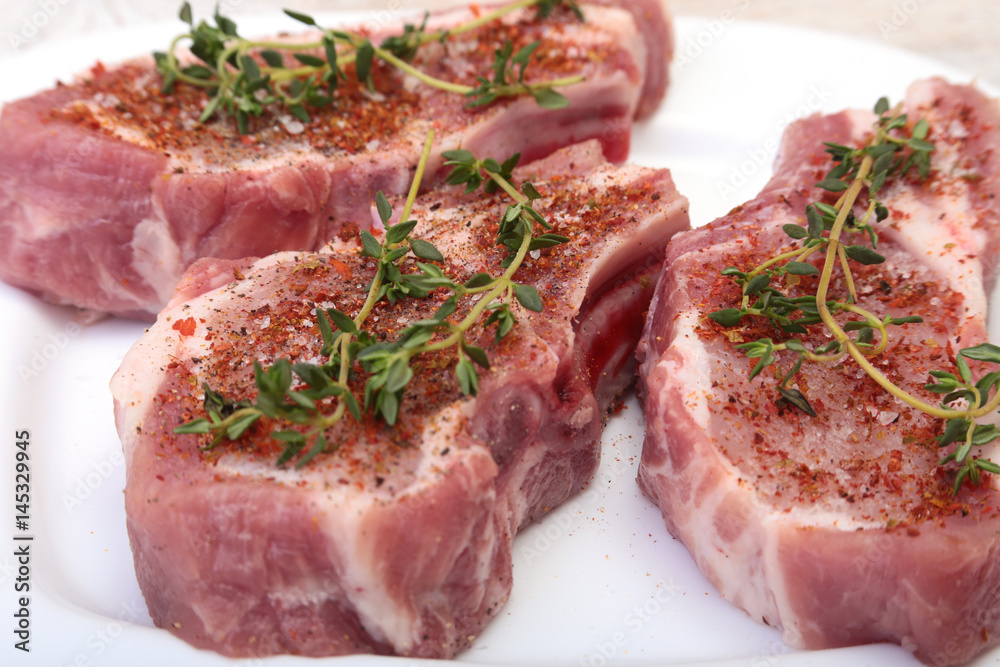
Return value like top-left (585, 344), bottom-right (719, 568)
top-left (374, 47), bottom-right (472, 94)
top-left (814, 155), bottom-right (872, 333)
top-left (431, 0), bottom-right (540, 39)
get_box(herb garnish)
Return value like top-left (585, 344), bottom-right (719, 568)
top-left (174, 130), bottom-right (567, 468)
top-left (155, 0), bottom-right (585, 134)
top-left (708, 96), bottom-right (1000, 494)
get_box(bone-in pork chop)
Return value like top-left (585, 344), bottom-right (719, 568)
top-left (637, 79), bottom-right (1000, 665)
top-left (111, 141), bottom-right (689, 658)
top-left (0, 1), bottom-right (672, 318)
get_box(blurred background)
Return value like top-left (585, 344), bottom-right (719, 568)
top-left (2, 0), bottom-right (999, 88)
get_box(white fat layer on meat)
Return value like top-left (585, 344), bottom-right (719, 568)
top-left (131, 218), bottom-right (183, 307)
top-left (877, 187), bottom-right (986, 325)
top-left (581, 166), bottom-right (687, 294)
top-left (981, 441), bottom-right (1000, 491)
top-left (653, 308), bottom-right (767, 624)
top-left (67, 100), bottom-right (160, 150)
top-left (645, 323), bottom-right (781, 625)
top-left (843, 97), bottom-right (988, 325)
top-left (320, 408), bottom-right (494, 651)
top-left (111, 252), bottom-right (284, 457)
top-left (197, 145), bottom-right (314, 174)
top-left (198, 424), bottom-right (479, 649)
top-left (665, 310), bottom-right (712, 430)
top-left (650, 259), bottom-right (888, 635)
top-left (12, 197), bottom-right (70, 240)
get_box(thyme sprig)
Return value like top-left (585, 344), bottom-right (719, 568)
top-left (155, 0), bottom-right (584, 134)
top-left (174, 131), bottom-right (567, 467)
top-left (708, 96), bottom-right (1000, 493)
top-left (465, 39), bottom-right (571, 109)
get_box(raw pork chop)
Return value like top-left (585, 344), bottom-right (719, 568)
top-left (111, 142), bottom-right (689, 658)
top-left (637, 78), bottom-right (1000, 665)
top-left (0, 0), bottom-right (672, 319)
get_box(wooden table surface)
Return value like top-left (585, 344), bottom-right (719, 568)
top-left (2, 0), bottom-right (997, 89)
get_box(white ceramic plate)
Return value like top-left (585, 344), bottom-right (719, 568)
top-left (0, 11), bottom-right (996, 667)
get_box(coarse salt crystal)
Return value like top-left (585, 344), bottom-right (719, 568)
top-left (281, 116), bottom-right (305, 135)
top-left (877, 411), bottom-right (899, 426)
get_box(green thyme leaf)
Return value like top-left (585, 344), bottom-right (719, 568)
top-left (326, 308), bottom-right (357, 334)
top-left (959, 343), bottom-right (1000, 364)
top-left (513, 284), bottom-right (543, 311)
top-left (485, 304), bottom-right (516, 341)
top-left (816, 178), bottom-right (850, 192)
top-left (776, 386), bottom-right (817, 417)
top-left (360, 230), bottom-right (383, 258)
top-left (442, 149), bottom-right (476, 165)
top-left (226, 413), bottom-right (260, 440)
top-left (355, 40), bottom-right (375, 87)
top-left (535, 0), bottom-right (585, 20)
top-left (288, 104), bottom-right (310, 123)
top-left (708, 308), bottom-right (743, 327)
top-left (521, 182), bottom-right (543, 201)
top-left (456, 358), bottom-right (479, 395)
top-left (529, 233), bottom-right (570, 250)
top-left (260, 49), bottom-right (283, 68)
top-left (806, 205), bottom-right (826, 239)
top-left (743, 273), bottom-right (770, 296)
top-left (886, 315), bottom-right (923, 326)
top-left (975, 372), bottom-right (1000, 403)
top-left (784, 262), bottom-right (819, 276)
top-left (295, 434), bottom-right (328, 469)
top-left (293, 53), bottom-right (326, 68)
top-left (531, 88), bottom-right (569, 109)
top-left (386, 219), bottom-right (418, 245)
top-left (783, 224), bottom-right (809, 240)
top-left (464, 273), bottom-right (493, 289)
top-left (375, 191), bottom-right (393, 225)
top-left (720, 266), bottom-right (746, 278)
top-left (956, 354), bottom-right (973, 384)
top-left (972, 424), bottom-right (1000, 445)
top-left (379, 391), bottom-right (400, 425)
top-left (174, 418), bottom-right (211, 434)
top-left (844, 245), bottom-right (886, 265)
top-left (409, 238), bottom-right (444, 261)
top-left (937, 418), bottom-right (970, 448)
top-left (284, 9), bottom-right (317, 26)
top-left (384, 358), bottom-right (413, 393)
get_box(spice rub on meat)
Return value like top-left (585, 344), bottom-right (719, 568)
top-left (110, 142), bottom-right (689, 658)
top-left (0, 0), bottom-right (673, 319)
top-left (636, 79), bottom-right (1000, 665)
